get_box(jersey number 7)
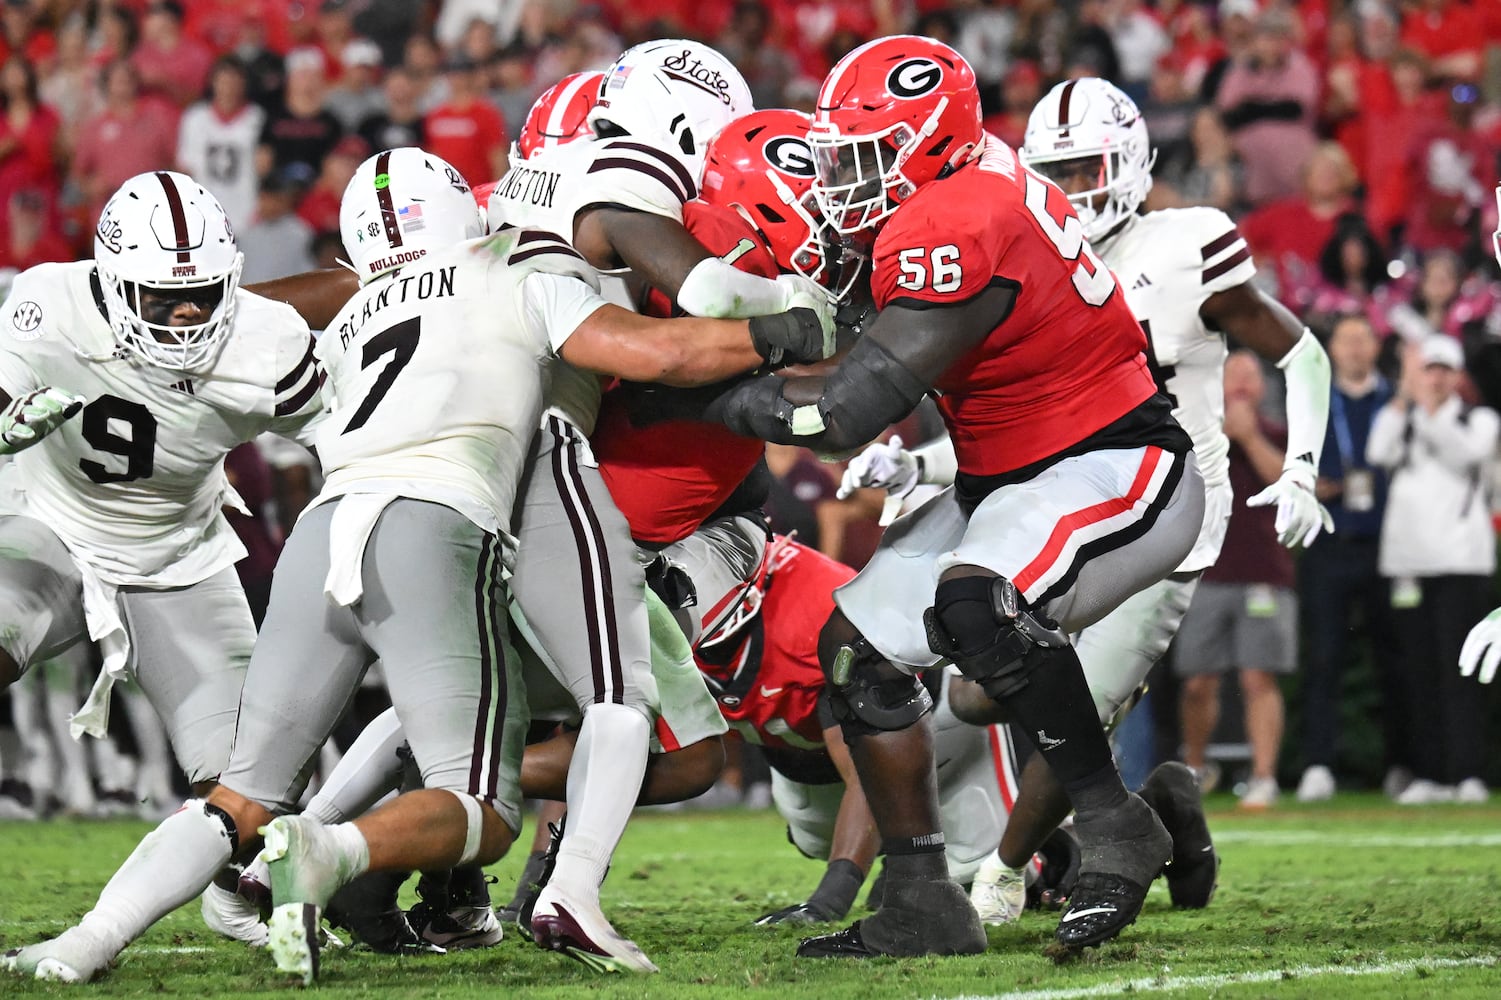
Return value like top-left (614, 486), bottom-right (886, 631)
top-left (342, 317), bottom-right (420, 435)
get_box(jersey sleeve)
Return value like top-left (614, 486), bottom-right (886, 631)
top-left (869, 200), bottom-right (1002, 310)
top-left (266, 304), bottom-right (326, 443)
top-left (569, 139), bottom-right (694, 223)
top-left (520, 271), bottom-right (610, 355)
top-left (641, 201), bottom-right (778, 319)
top-left (1185, 207), bottom-right (1256, 297)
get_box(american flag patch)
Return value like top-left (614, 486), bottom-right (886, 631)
top-left (608, 63), bottom-right (631, 89)
top-left (398, 203), bottom-right (425, 231)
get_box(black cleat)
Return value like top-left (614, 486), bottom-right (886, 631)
top-left (325, 871), bottom-right (443, 954)
top-left (861, 860), bottom-right (886, 912)
top-left (1027, 826), bottom-right (1082, 911)
top-left (1139, 761), bottom-right (1219, 908)
top-left (516, 820), bottom-right (565, 941)
top-left (798, 876), bottom-right (985, 958)
top-left (797, 923), bottom-right (879, 958)
top-left (1058, 792), bottom-right (1171, 950)
top-left (407, 867), bottom-right (504, 950)
top-left (1054, 871), bottom-right (1153, 949)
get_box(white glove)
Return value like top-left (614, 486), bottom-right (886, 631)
top-left (0, 387), bottom-right (86, 454)
top-left (777, 273), bottom-right (837, 360)
top-left (1245, 465), bottom-right (1333, 548)
top-left (1459, 608), bottom-right (1501, 685)
top-left (837, 435), bottom-right (919, 500)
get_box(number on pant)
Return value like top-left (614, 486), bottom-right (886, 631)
top-left (78, 395), bottom-right (157, 484)
top-left (1022, 171), bottom-right (1117, 307)
top-left (342, 316), bottom-right (421, 434)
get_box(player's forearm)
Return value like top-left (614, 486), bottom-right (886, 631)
top-left (1276, 329), bottom-right (1331, 472)
top-left (608, 314), bottom-right (764, 387)
top-left (247, 269), bottom-right (360, 330)
top-left (824, 725), bottom-right (879, 871)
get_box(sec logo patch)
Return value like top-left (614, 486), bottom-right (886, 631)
top-left (10, 300), bottom-right (43, 340)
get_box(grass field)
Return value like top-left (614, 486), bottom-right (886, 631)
top-left (2, 793), bottom-right (1500, 998)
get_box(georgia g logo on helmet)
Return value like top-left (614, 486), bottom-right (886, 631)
top-left (887, 58), bottom-right (943, 99)
top-left (763, 136), bottom-right (815, 178)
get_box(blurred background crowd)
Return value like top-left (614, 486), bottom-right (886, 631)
top-left (2, 0), bottom-right (1501, 819)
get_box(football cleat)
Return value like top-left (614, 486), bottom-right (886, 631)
top-left (1056, 792), bottom-right (1171, 950)
top-left (530, 884), bottom-right (658, 974)
top-left (516, 820), bottom-right (566, 940)
top-left (1139, 761), bottom-right (1219, 909)
top-left (201, 881), bottom-right (269, 947)
top-left (496, 849), bottom-right (551, 929)
top-left (799, 876), bottom-right (985, 958)
top-left (1, 925), bottom-right (117, 982)
top-left (969, 851), bottom-right (1026, 925)
top-left (326, 870), bottom-right (443, 955)
top-left (258, 816), bottom-right (365, 984)
top-left (407, 868), bottom-right (504, 950)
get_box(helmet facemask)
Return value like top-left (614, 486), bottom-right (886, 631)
top-left (809, 101), bottom-right (949, 241)
top-left (99, 253), bottom-right (244, 370)
top-left (762, 169), bottom-right (866, 304)
top-left (1025, 145), bottom-right (1154, 243)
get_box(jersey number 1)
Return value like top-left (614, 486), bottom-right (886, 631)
top-left (1022, 172), bottom-right (1117, 307)
top-left (342, 317), bottom-right (420, 434)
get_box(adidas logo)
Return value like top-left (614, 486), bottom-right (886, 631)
top-left (169, 379), bottom-right (195, 396)
top-left (1131, 273), bottom-right (1153, 289)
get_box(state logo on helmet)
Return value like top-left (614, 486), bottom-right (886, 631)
top-left (518, 70), bottom-right (605, 160)
top-left (339, 147), bottom-right (485, 284)
top-left (589, 39), bottom-right (754, 178)
top-left (1021, 78), bottom-right (1156, 243)
top-left (807, 35), bottom-right (983, 241)
top-left (701, 108), bottom-right (864, 303)
top-left (93, 170), bottom-right (244, 370)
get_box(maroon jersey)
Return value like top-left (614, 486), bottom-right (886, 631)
top-left (694, 536), bottom-right (855, 753)
top-left (869, 138), bottom-right (1158, 477)
top-left (593, 200), bottom-right (777, 544)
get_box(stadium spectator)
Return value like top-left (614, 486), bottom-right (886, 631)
top-left (132, 1), bottom-right (213, 111)
top-left (0, 54), bottom-right (60, 228)
top-left (70, 59), bottom-right (177, 234)
top-left (237, 169), bottom-right (314, 282)
top-left (401, 32), bottom-right (447, 111)
top-left (1175, 351), bottom-right (1299, 809)
top-left (1155, 106), bottom-right (1242, 214)
top-left (981, 59), bottom-right (1042, 151)
top-left (488, 42), bottom-right (538, 132)
top-left (0, 0), bottom-right (54, 70)
top-left (1215, 5), bottom-right (1320, 207)
top-left (422, 52), bottom-right (507, 187)
top-left (1363, 48), bottom-right (1445, 246)
top-left (296, 133), bottom-right (368, 235)
top-left (1295, 314), bottom-right (1399, 802)
top-left (952, 0), bottom-right (1017, 94)
top-left (87, 6), bottom-right (139, 75)
top-left (325, 37), bottom-right (386, 131)
top-left (435, 1), bottom-right (521, 52)
top-left (1367, 334), bottom-right (1497, 805)
top-left (1292, 212), bottom-right (1391, 335)
top-left (1061, 0), bottom-right (1121, 81)
top-left (1107, 0), bottom-right (1170, 100)
top-left (1384, 249), bottom-right (1499, 347)
top-left (176, 55), bottom-right (265, 232)
top-left (1402, 83), bottom-right (1493, 256)
top-left (715, 1), bottom-right (800, 110)
top-left (1400, 0), bottom-right (1484, 85)
top-left (229, 15), bottom-right (287, 110)
top-left (311, 0), bottom-right (362, 84)
top-left (256, 46), bottom-right (344, 181)
top-left (1241, 141), bottom-right (1359, 303)
top-left (183, 0), bottom-right (264, 56)
top-left (37, 18), bottom-right (95, 142)
top-left (1139, 55), bottom-right (1204, 191)
top-left (357, 63), bottom-right (424, 152)
top-left (0, 188), bottom-right (69, 272)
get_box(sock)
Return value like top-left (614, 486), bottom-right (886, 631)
top-left (78, 800), bottom-right (236, 955)
top-left (1004, 645), bottom-right (1126, 818)
top-left (324, 821), bottom-right (373, 881)
top-left (549, 702), bottom-right (650, 898)
top-left (304, 708), bottom-right (406, 825)
top-left (881, 834), bottom-right (948, 881)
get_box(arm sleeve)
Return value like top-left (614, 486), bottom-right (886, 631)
top-left (1276, 328), bottom-right (1332, 471)
top-left (1414, 406), bottom-right (1500, 470)
top-left (520, 271), bottom-right (611, 354)
top-left (912, 435), bottom-right (958, 486)
top-left (1365, 405), bottom-right (1409, 469)
top-left (675, 256), bottom-right (796, 319)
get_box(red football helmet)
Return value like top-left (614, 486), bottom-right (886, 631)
top-left (809, 35), bottom-right (983, 240)
top-left (701, 109), bottom-right (863, 302)
top-left (517, 71), bottom-right (605, 159)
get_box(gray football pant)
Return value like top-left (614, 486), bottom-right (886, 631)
top-left (221, 498), bottom-right (526, 832)
top-left (0, 514), bottom-right (250, 783)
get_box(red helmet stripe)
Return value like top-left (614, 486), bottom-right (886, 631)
top-left (546, 71), bottom-right (599, 139)
top-left (154, 171), bottom-right (192, 264)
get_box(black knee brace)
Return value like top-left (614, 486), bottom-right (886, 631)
top-left (823, 633), bottom-right (933, 738)
top-left (926, 576), bottom-right (1069, 700)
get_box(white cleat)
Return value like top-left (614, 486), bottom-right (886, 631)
top-left (969, 850), bottom-right (1027, 925)
top-left (202, 882), bottom-right (269, 947)
top-left (2, 925), bottom-right (117, 982)
top-left (529, 884), bottom-right (658, 974)
top-left (257, 816), bottom-right (363, 984)
top-left (1295, 765), bottom-right (1335, 803)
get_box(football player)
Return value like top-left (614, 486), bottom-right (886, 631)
top-left (842, 77), bottom-right (1334, 918)
top-left (682, 36), bottom-right (1209, 955)
top-left (1, 148), bottom-right (826, 985)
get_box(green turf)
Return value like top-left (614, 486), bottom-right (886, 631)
top-left (2, 793), bottom-right (1499, 998)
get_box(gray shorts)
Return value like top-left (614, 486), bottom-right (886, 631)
top-left (222, 498), bottom-right (527, 831)
top-left (0, 514), bottom-right (251, 783)
top-left (509, 418), bottom-right (652, 713)
top-left (1172, 581), bottom-right (1298, 676)
top-left (1075, 573), bottom-right (1199, 724)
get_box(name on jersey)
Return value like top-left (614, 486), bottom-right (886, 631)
top-left (337, 265), bottom-right (456, 349)
top-left (494, 164), bottom-right (560, 209)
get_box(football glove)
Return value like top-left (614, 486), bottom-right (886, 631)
top-left (836, 434), bottom-right (919, 500)
top-left (1459, 608), bottom-right (1501, 685)
top-left (754, 859), bottom-right (864, 926)
top-left (1245, 465), bottom-right (1333, 548)
top-left (0, 387), bottom-right (85, 455)
top-left (754, 900), bottom-right (840, 926)
top-left (777, 273), bottom-right (837, 358)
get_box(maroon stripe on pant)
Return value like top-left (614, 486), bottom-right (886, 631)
top-left (557, 423), bottom-right (625, 702)
top-left (549, 417), bottom-right (612, 703)
top-left (468, 532), bottom-right (496, 795)
top-left (483, 542), bottom-right (507, 800)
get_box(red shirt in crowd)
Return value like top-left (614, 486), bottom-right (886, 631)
top-left (72, 99), bottom-right (178, 223)
top-left (1401, 0), bottom-right (1485, 77)
top-left (423, 99), bottom-right (507, 188)
top-left (133, 33), bottom-right (215, 110)
top-left (0, 228), bottom-right (70, 272)
top-left (0, 103), bottom-right (61, 203)
top-left (1240, 195), bottom-right (1353, 282)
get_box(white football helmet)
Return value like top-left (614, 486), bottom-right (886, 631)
top-left (1020, 77), bottom-right (1156, 243)
top-left (93, 170), bottom-right (243, 370)
top-left (589, 39), bottom-right (754, 179)
top-left (340, 147), bottom-right (485, 284)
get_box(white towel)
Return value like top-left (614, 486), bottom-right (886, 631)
top-left (68, 562), bottom-right (129, 740)
top-left (323, 494), bottom-right (397, 606)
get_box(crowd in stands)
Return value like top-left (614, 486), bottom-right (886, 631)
top-left (2, 0), bottom-right (1501, 815)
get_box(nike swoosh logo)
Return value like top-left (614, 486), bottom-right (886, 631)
top-left (1061, 906), bottom-right (1118, 923)
top-left (759, 686), bottom-right (783, 697)
top-left (1201, 845), bottom-right (1214, 852)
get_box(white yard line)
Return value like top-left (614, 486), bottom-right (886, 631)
top-left (938, 955), bottom-right (1498, 1000)
top-left (1213, 830), bottom-right (1501, 848)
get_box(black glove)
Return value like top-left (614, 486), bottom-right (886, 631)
top-left (755, 859), bottom-right (865, 925)
top-left (748, 308), bottom-right (829, 367)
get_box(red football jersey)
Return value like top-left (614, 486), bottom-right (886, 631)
top-left (593, 200), bottom-right (778, 544)
top-left (694, 537), bottom-right (855, 752)
top-left (870, 138), bottom-right (1157, 477)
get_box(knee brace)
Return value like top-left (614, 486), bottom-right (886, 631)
top-left (823, 633), bottom-right (933, 738)
top-left (926, 576), bottom-right (1069, 700)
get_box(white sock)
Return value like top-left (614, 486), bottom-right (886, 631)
top-left (304, 708), bottom-right (406, 825)
top-left (76, 800), bottom-right (236, 956)
top-left (550, 703), bottom-right (650, 898)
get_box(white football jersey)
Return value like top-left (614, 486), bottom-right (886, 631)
top-left (1098, 207), bottom-right (1255, 571)
top-left (487, 135), bottom-right (693, 434)
top-left (0, 261), bottom-right (323, 587)
top-left (175, 102), bottom-right (266, 232)
top-left (312, 232), bottom-right (606, 546)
